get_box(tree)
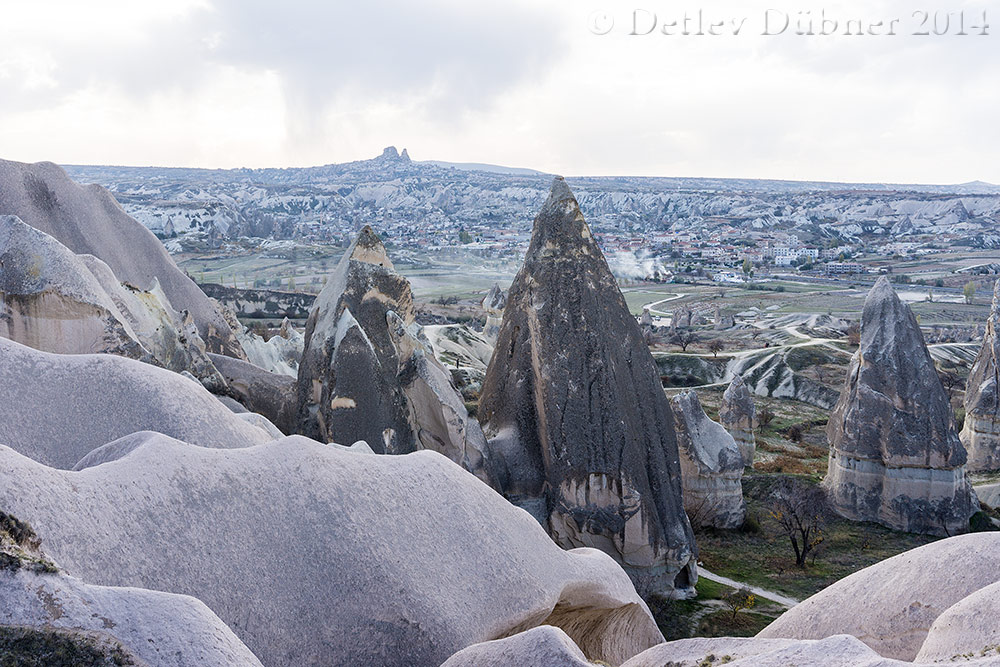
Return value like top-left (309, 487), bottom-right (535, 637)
top-left (708, 339), bottom-right (725, 358)
top-left (669, 331), bottom-right (697, 352)
top-left (964, 281), bottom-right (977, 305)
top-left (756, 405), bottom-right (775, 429)
top-left (459, 230), bottom-right (474, 244)
top-left (742, 257), bottom-right (753, 280)
top-left (938, 369), bottom-right (965, 403)
top-left (769, 479), bottom-right (828, 568)
top-left (786, 423), bottom-right (805, 443)
top-left (724, 586), bottom-right (756, 621)
top-left (846, 322), bottom-right (861, 346)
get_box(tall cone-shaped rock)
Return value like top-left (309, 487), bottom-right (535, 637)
top-left (296, 226), bottom-right (492, 481)
top-left (824, 276), bottom-right (977, 536)
top-left (478, 177), bottom-right (697, 596)
top-left (961, 279), bottom-right (1000, 471)
top-left (297, 226), bottom-right (416, 451)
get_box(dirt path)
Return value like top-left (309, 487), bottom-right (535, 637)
top-left (698, 568), bottom-right (799, 609)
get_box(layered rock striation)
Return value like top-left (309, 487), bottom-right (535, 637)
top-left (824, 277), bottom-right (977, 536)
top-left (478, 177), bottom-right (697, 596)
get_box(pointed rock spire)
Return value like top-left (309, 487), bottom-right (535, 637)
top-left (720, 375), bottom-right (756, 466)
top-left (478, 178), bottom-right (697, 597)
top-left (824, 277), bottom-right (977, 535)
top-left (961, 278), bottom-right (1000, 471)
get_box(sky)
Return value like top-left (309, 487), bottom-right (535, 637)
top-left (0, 0), bottom-right (996, 183)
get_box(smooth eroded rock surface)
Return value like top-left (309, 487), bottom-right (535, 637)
top-left (758, 533), bottom-right (1000, 661)
top-left (824, 277), bottom-right (977, 536)
top-left (0, 435), bottom-right (663, 666)
top-left (478, 177), bottom-right (697, 597)
top-left (0, 337), bottom-right (272, 469)
top-left (441, 626), bottom-right (591, 667)
top-left (0, 569), bottom-right (263, 667)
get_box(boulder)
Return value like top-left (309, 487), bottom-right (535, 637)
top-left (0, 337), bottom-right (272, 469)
top-left (296, 226), bottom-right (490, 480)
top-left (0, 158), bottom-right (244, 357)
top-left (0, 435), bottom-right (664, 667)
top-left (719, 375), bottom-right (756, 466)
top-left (758, 533), bottom-right (1000, 661)
top-left (441, 626), bottom-right (592, 667)
top-left (823, 277), bottom-right (977, 536)
top-left (478, 177), bottom-right (697, 597)
top-left (961, 279), bottom-right (1000, 471)
top-left (670, 390), bottom-right (746, 529)
top-left (481, 282), bottom-right (506, 342)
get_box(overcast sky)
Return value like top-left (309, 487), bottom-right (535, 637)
top-left (0, 0), bottom-right (996, 183)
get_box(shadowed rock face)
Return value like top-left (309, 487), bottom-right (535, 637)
top-left (0, 158), bottom-right (244, 358)
top-left (478, 177), bottom-right (697, 597)
top-left (670, 390), bottom-right (746, 529)
top-left (824, 277), bottom-right (977, 536)
top-left (720, 375), bottom-right (756, 466)
top-left (297, 226), bottom-right (416, 451)
top-left (297, 227), bottom-right (492, 479)
top-left (961, 279), bottom-right (1000, 471)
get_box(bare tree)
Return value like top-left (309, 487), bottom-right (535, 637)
top-left (769, 479), bottom-right (828, 568)
top-left (756, 405), bottom-right (775, 430)
top-left (846, 322), bottom-right (861, 346)
top-left (707, 339), bottom-right (725, 358)
top-left (670, 330), bottom-right (698, 352)
top-left (724, 586), bottom-right (756, 621)
top-left (938, 369), bottom-right (965, 403)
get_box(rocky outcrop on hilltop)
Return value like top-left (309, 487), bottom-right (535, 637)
top-left (961, 279), bottom-right (1000, 471)
top-left (0, 158), bottom-right (244, 357)
top-left (297, 226), bottom-right (492, 479)
top-left (0, 337), bottom-right (272, 469)
top-left (236, 317), bottom-right (304, 377)
top-left (478, 178), bottom-right (697, 596)
top-left (720, 375), bottom-right (756, 466)
top-left (481, 283), bottom-right (506, 342)
top-left (1, 435), bottom-right (664, 667)
top-left (670, 390), bottom-right (746, 529)
top-left (824, 276), bottom-right (977, 536)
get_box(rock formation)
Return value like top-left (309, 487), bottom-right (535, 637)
top-left (0, 158), bottom-right (244, 357)
top-left (477, 177), bottom-right (697, 596)
top-left (296, 226), bottom-right (491, 480)
top-left (236, 316), bottom-right (304, 377)
top-left (0, 214), bottom-right (228, 390)
top-left (423, 323), bottom-right (495, 398)
top-left (441, 626), bottom-right (593, 667)
top-left (0, 337), bottom-right (272, 469)
top-left (670, 390), bottom-right (746, 529)
top-left (824, 277), bottom-right (977, 536)
top-left (209, 352), bottom-right (298, 434)
top-left (481, 282), bottom-right (506, 342)
top-left (1, 435), bottom-right (664, 667)
top-left (0, 510), bottom-right (262, 666)
top-left (758, 532), bottom-right (1000, 661)
top-left (961, 279), bottom-right (1000, 471)
top-left (719, 375), bottom-right (756, 466)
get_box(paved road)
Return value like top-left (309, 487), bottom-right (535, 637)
top-left (698, 567), bottom-right (800, 609)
